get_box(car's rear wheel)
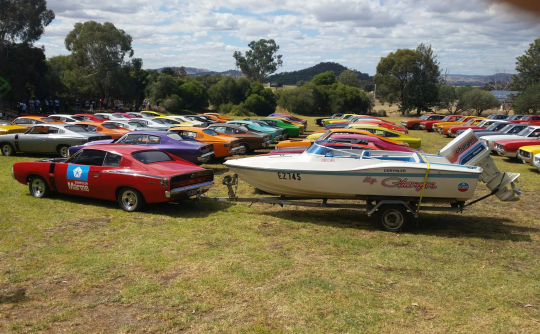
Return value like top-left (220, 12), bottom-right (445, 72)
top-left (1, 143), bottom-right (15, 156)
top-left (117, 187), bottom-right (146, 212)
top-left (57, 145), bottom-right (70, 158)
top-left (242, 143), bottom-right (251, 154)
top-left (28, 176), bottom-right (51, 198)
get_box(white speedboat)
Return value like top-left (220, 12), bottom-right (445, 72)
top-left (225, 130), bottom-right (521, 203)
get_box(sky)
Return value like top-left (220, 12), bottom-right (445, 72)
top-left (38, 0), bottom-right (540, 76)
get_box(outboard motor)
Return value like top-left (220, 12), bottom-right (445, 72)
top-left (439, 129), bottom-right (521, 201)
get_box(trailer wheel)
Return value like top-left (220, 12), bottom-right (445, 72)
top-left (375, 204), bottom-right (412, 232)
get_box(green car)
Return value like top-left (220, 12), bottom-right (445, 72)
top-left (257, 118), bottom-right (301, 137)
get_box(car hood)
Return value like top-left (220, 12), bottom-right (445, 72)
top-left (482, 134), bottom-right (522, 142)
top-left (496, 139), bottom-right (540, 146)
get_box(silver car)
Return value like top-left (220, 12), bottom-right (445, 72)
top-left (0, 124), bottom-right (112, 158)
top-left (103, 120), bottom-right (162, 132)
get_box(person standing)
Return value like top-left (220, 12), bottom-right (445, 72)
top-left (54, 98), bottom-right (60, 113)
top-left (35, 99), bottom-right (40, 113)
top-left (44, 98), bottom-right (49, 113)
top-left (48, 97), bottom-right (54, 113)
top-left (147, 101), bottom-right (152, 111)
top-left (103, 99), bottom-right (108, 110)
top-left (28, 98), bottom-right (34, 113)
top-left (21, 102), bottom-right (27, 113)
top-left (156, 100), bottom-right (160, 111)
top-left (142, 99), bottom-right (147, 110)
top-left (76, 98), bottom-right (81, 113)
top-left (84, 99), bottom-right (90, 111)
top-left (119, 101), bottom-right (124, 112)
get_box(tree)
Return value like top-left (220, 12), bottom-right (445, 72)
top-left (147, 73), bottom-right (178, 101)
top-left (462, 89), bottom-right (500, 116)
top-left (246, 81), bottom-right (277, 110)
top-left (483, 70), bottom-right (512, 91)
top-left (233, 39), bottom-right (283, 83)
top-left (512, 84), bottom-right (540, 114)
top-left (160, 67), bottom-right (176, 76)
top-left (177, 66), bottom-right (187, 78)
top-left (513, 37), bottom-right (540, 90)
top-left (0, 0), bottom-right (55, 47)
top-left (243, 94), bottom-right (275, 115)
top-left (278, 87), bottom-right (318, 115)
top-left (338, 70), bottom-right (362, 87)
top-left (178, 80), bottom-right (208, 110)
top-left (373, 44), bottom-right (441, 114)
top-left (208, 76), bottom-right (250, 107)
top-left (311, 71), bottom-right (336, 86)
top-left (438, 85), bottom-right (456, 113)
top-left (64, 21), bottom-right (134, 99)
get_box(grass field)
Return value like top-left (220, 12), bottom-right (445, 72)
top-left (1, 114), bottom-right (539, 333)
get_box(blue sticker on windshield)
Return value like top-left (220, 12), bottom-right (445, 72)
top-left (67, 165), bottom-right (89, 181)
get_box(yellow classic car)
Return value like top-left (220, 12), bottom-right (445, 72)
top-left (154, 116), bottom-right (196, 127)
top-left (322, 114), bottom-right (358, 126)
top-left (141, 110), bottom-right (166, 117)
top-left (432, 116), bottom-right (479, 133)
top-left (0, 120), bottom-right (27, 134)
top-left (438, 118), bottom-right (485, 136)
top-left (344, 124), bottom-right (422, 148)
top-left (517, 145), bottom-right (540, 165)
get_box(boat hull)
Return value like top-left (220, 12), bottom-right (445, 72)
top-left (226, 157), bottom-right (481, 202)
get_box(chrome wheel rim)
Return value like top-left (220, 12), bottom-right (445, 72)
top-left (122, 191), bottom-right (137, 209)
top-left (382, 210), bottom-right (403, 229)
top-left (2, 144), bottom-right (11, 155)
top-left (31, 179), bottom-right (45, 197)
top-left (60, 146), bottom-right (69, 158)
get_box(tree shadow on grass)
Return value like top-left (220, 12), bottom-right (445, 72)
top-left (257, 208), bottom-right (537, 241)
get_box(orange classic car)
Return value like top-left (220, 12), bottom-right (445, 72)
top-left (75, 122), bottom-right (130, 139)
top-left (201, 113), bottom-right (234, 122)
top-left (169, 127), bottom-right (245, 158)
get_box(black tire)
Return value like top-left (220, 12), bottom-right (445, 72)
top-left (243, 143), bottom-right (251, 154)
top-left (57, 145), bottom-right (70, 158)
top-left (374, 204), bottom-right (412, 232)
top-left (412, 124), bottom-right (420, 130)
top-left (1, 143), bottom-right (15, 156)
top-left (28, 176), bottom-right (51, 198)
top-left (117, 187), bottom-right (146, 212)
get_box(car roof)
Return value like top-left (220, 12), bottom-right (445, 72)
top-left (169, 127), bottom-right (203, 132)
top-left (18, 116), bottom-right (55, 120)
top-left (75, 121), bottom-right (102, 125)
top-left (29, 123), bottom-right (76, 129)
top-left (74, 114), bottom-right (96, 117)
top-left (209, 123), bottom-right (243, 129)
top-left (82, 144), bottom-right (161, 154)
top-left (123, 130), bottom-right (169, 136)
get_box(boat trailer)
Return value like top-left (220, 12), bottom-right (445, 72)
top-left (196, 174), bottom-right (474, 232)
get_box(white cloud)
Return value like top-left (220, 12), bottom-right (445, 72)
top-left (38, 0), bottom-right (540, 75)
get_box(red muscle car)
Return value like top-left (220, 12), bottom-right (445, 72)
top-left (493, 138), bottom-right (540, 158)
top-left (508, 115), bottom-right (540, 124)
top-left (400, 114), bottom-right (446, 130)
top-left (12, 145), bottom-right (214, 211)
top-left (420, 115), bottom-right (463, 131)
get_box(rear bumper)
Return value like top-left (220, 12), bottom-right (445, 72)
top-left (197, 152), bottom-right (215, 163)
top-left (165, 181), bottom-right (214, 198)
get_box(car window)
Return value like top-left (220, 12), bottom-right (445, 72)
top-left (531, 129), bottom-right (540, 138)
top-left (148, 135), bottom-right (161, 144)
top-left (29, 126), bottom-right (50, 134)
top-left (203, 129), bottom-right (219, 136)
top-left (41, 118), bottom-right (56, 122)
top-left (167, 133), bottom-right (185, 141)
top-left (0, 120), bottom-right (12, 126)
top-left (211, 126), bottom-right (226, 133)
top-left (93, 115), bottom-right (106, 119)
top-left (73, 149), bottom-right (107, 166)
top-left (118, 134), bottom-right (148, 144)
top-left (86, 125), bottom-right (98, 132)
top-left (510, 126), bottom-right (525, 133)
top-left (65, 126), bottom-right (87, 133)
top-left (103, 152), bottom-right (122, 167)
top-left (102, 123), bottom-right (118, 129)
top-left (47, 127), bottom-right (59, 134)
top-left (14, 119), bottom-right (28, 124)
top-left (180, 131), bottom-right (198, 139)
top-left (234, 128), bottom-right (247, 134)
top-left (384, 132), bottom-right (400, 138)
top-left (132, 151), bottom-right (173, 164)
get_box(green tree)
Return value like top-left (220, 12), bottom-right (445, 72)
top-left (195, 73), bottom-right (222, 88)
top-left (233, 39), bottom-right (283, 83)
top-left (512, 84), bottom-right (540, 114)
top-left (513, 38), bottom-right (540, 90)
top-left (243, 94), bottom-right (275, 115)
top-left (326, 84), bottom-right (372, 114)
top-left (373, 44), bottom-right (441, 114)
top-left (163, 94), bottom-right (183, 113)
top-left (338, 70), bottom-right (362, 87)
top-left (462, 89), bottom-right (500, 116)
top-left (278, 87), bottom-right (318, 115)
top-left (246, 81), bottom-right (277, 109)
top-left (160, 67), bottom-right (176, 76)
top-left (147, 74), bottom-right (178, 102)
top-left (64, 21), bottom-right (134, 99)
top-left (177, 66), bottom-right (187, 78)
top-left (0, 0), bottom-right (55, 47)
top-left (311, 71), bottom-right (336, 86)
top-left (208, 76), bottom-right (250, 106)
top-left (438, 84), bottom-right (456, 113)
top-left (178, 80), bottom-right (208, 110)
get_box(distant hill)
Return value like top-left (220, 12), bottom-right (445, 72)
top-left (445, 73), bottom-right (514, 86)
top-left (265, 62), bottom-right (372, 85)
top-left (153, 67), bottom-right (243, 77)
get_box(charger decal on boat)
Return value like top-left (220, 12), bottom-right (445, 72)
top-left (457, 182), bottom-right (469, 192)
top-left (363, 177), bottom-right (377, 185)
top-left (277, 172), bottom-right (301, 180)
top-left (381, 177), bottom-right (437, 192)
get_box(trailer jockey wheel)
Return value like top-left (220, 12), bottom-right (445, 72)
top-left (375, 204), bottom-right (412, 232)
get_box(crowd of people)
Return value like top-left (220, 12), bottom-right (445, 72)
top-left (15, 98), bottom-right (158, 115)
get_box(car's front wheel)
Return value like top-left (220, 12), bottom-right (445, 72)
top-left (1, 143), bottom-right (15, 156)
top-left (28, 176), bottom-right (51, 198)
top-left (412, 124), bottom-right (420, 130)
top-left (117, 187), bottom-right (146, 212)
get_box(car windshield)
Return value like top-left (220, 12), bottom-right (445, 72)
top-left (477, 120), bottom-right (489, 127)
top-left (486, 123), bottom-right (502, 131)
top-left (440, 116), bottom-right (453, 121)
top-left (518, 127), bottom-right (535, 136)
top-left (419, 115), bottom-right (429, 120)
top-left (132, 151), bottom-right (173, 164)
top-left (457, 117), bottom-right (467, 122)
top-left (41, 117), bottom-right (56, 122)
top-left (94, 115), bottom-right (106, 119)
top-left (114, 114), bottom-right (127, 118)
top-left (202, 129), bottom-right (219, 136)
top-left (167, 133), bottom-right (185, 141)
top-left (65, 125), bottom-right (88, 132)
top-left (102, 124), bottom-right (118, 129)
top-left (0, 121), bottom-right (13, 126)
top-left (152, 119), bottom-right (167, 124)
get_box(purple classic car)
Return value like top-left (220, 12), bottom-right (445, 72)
top-left (68, 131), bottom-right (215, 164)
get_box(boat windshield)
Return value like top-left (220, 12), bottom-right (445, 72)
top-left (306, 143), bottom-right (366, 158)
top-left (306, 143), bottom-right (421, 162)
